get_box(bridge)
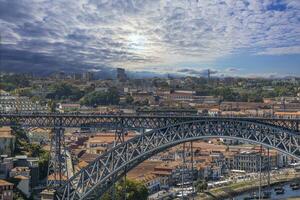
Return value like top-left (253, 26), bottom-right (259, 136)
top-left (1, 113), bottom-right (300, 199)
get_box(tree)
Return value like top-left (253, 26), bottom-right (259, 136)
top-left (0, 74), bottom-right (30, 91)
top-left (195, 179), bottom-right (208, 192)
top-left (213, 87), bottom-right (239, 101)
top-left (80, 88), bottom-right (120, 106)
top-left (125, 95), bottom-right (134, 105)
top-left (46, 83), bottom-right (84, 101)
top-left (38, 151), bottom-right (50, 179)
top-left (12, 127), bottom-right (50, 179)
top-left (47, 100), bottom-right (57, 113)
top-left (101, 179), bottom-right (148, 200)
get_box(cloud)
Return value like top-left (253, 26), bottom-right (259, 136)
top-left (257, 46), bottom-right (300, 55)
top-left (177, 68), bottom-right (218, 76)
top-left (225, 67), bottom-right (240, 72)
top-left (0, 0), bottom-right (299, 73)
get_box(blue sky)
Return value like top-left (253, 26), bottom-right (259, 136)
top-left (0, 0), bottom-right (299, 77)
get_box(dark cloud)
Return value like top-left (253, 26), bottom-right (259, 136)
top-left (226, 67), bottom-right (240, 72)
top-left (177, 68), bottom-right (218, 76)
top-left (0, 0), bottom-right (299, 74)
top-left (0, 47), bottom-right (92, 73)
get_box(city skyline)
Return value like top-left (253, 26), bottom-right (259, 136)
top-left (0, 0), bottom-right (300, 77)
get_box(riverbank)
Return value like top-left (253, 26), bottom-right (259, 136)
top-left (196, 171), bottom-right (300, 200)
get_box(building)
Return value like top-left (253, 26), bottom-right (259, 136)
top-left (0, 179), bottom-right (14, 200)
top-left (0, 95), bottom-right (47, 112)
top-left (85, 133), bottom-right (135, 154)
top-left (9, 167), bottom-right (31, 197)
top-left (233, 151), bottom-right (266, 172)
top-left (9, 167), bottom-right (31, 178)
top-left (58, 103), bottom-right (81, 113)
top-left (94, 87), bottom-right (108, 92)
top-left (47, 173), bottom-right (68, 187)
top-left (117, 68), bottom-right (127, 82)
top-left (54, 72), bottom-right (66, 80)
top-left (128, 161), bottom-right (163, 194)
top-left (27, 128), bottom-right (50, 144)
top-left (274, 111), bottom-right (300, 118)
top-left (72, 73), bottom-right (82, 80)
top-left (152, 166), bottom-right (173, 188)
top-left (0, 127), bottom-right (15, 156)
top-left (131, 92), bottom-right (155, 105)
top-left (0, 156), bottom-right (13, 179)
top-left (82, 72), bottom-right (94, 81)
top-left (166, 90), bottom-right (196, 102)
top-left (15, 175), bottom-right (30, 198)
top-left (210, 166), bottom-right (222, 180)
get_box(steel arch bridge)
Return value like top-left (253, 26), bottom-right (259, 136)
top-left (55, 119), bottom-right (300, 200)
top-left (1, 113), bottom-right (300, 132)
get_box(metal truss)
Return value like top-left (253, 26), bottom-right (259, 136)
top-left (47, 127), bottom-right (69, 188)
top-left (0, 113), bottom-right (299, 132)
top-left (47, 117), bottom-right (70, 188)
top-left (55, 119), bottom-right (300, 200)
top-left (114, 118), bottom-right (127, 145)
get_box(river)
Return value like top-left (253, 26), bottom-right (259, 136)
top-left (225, 182), bottom-right (300, 200)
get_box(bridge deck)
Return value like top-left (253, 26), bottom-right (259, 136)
top-left (0, 113), bottom-right (299, 132)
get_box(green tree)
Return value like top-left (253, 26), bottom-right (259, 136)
top-left (0, 74), bottom-right (30, 91)
top-left (38, 151), bottom-right (50, 179)
top-left (80, 88), bottom-right (120, 106)
top-left (12, 127), bottom-right (50, 180)
top-left (195, 179), bottom-right (208, 192)
top-left (125, 95), bottom-right (134, 105)
top-left (101, 179), bottom-right (148, 200)
top-left (47, 100), bottom-right (57, 113)
top-left (46, 83), bottom-right (84, 101)
top-left (213, 87), bottom-right (239, 101)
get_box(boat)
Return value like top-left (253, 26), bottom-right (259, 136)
top-left (262, 191), bottom-right (271, 199)
top-left (274, 186), bottom-right (282, 191)
top-left (290, 182), bottom-right (299, 187)
top-left (291, 184), bottom-right (300, 190)
top-left (243, 197), bottom-right (256, 200)
top-left (274, 187), bottom-right (285, 195)
top-left (244, 192), bottom-right (257, 200)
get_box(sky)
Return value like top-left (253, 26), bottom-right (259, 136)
top-left (0, 0), bottom-right (300, 77)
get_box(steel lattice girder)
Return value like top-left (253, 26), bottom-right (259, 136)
top-left (55, 119), bottom-right (300, 200)
top-left (0, 113), bottom-right (299, 132)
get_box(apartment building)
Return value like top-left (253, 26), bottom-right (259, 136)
top-left (0, 179), bottom-right (13, 200)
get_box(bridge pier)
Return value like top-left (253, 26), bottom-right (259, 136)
top-left (190, 141), bottom-right (195, 200)
top-left (114, 123), bottom-right (128, 200)
top-left (47, 127), bottom-right (69, 188)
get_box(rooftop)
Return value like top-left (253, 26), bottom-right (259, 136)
top-left (14, 175), bottom-right (29, 180)
top-left (128, 160), bottom-right (163, 180)
top-left (0, 179), bottom-right (13, 187)
top-left (48, 173), bottom-right (68, 181)
top-left (87, 133), bottom-right (136, 144)
top-left (0, 126), bottom-right (15, 138)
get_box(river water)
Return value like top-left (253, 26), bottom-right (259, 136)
top-left (225, 182), bottom-right (300, 200)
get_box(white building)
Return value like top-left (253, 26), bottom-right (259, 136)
top-left (0, 95), bottom-right (46, 112)
top-left (0, 127), bottom-right (15, 156)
